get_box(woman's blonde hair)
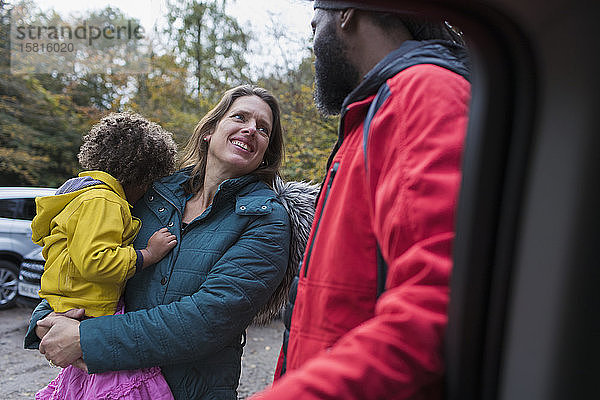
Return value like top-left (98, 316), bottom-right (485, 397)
top-left (179, 85), bottom-right (284, 194)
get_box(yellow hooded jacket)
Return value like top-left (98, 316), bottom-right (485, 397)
top-left (31, 171), bottom-right (141, 317)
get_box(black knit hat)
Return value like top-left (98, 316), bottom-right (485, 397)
top-left (313, 1), bottom-right (413, 13)
top-left (312, 0), bottom-right (462, 44)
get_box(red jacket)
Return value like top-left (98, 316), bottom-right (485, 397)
top-left (254, 40), bottom-right (471, 400)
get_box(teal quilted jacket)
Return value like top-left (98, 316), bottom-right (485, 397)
top-left (27, 168), bottom-right (292, 399)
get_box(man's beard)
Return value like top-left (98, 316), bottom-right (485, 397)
top-left (313, 25), bottom-right (360, 116)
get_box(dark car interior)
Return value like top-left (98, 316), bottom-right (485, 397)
top-left (361, 0), bottom-right (599, 399)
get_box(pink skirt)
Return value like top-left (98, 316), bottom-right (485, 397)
top-left (36, 300), bottom-right (173, 400)
top-left (35, 365), bottom-right (174, 400)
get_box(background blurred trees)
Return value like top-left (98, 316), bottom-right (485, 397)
top-left (0, 73), bottom-right (98, 186)
top-left (0, 0), bottom-right (337, 187)
top-left (165, 0), bottom-right (250, 104)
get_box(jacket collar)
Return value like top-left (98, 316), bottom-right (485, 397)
top-left (79, 171), bottom-right (127, 201)
top-left (342, 39), bottom-right (470, 110)
top-left (152, 167), bottom-right (266, 213)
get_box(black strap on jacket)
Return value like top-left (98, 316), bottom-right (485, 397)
top-left (365, 85), bottom-right (391, 299)
top-left (376, 244), bottom-right (388, 298)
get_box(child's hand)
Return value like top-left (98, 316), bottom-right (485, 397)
top-left (141, 227), bottom-right (177, 267)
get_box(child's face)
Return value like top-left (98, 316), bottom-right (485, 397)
top-left (124, 184), bottom-right (149, 205)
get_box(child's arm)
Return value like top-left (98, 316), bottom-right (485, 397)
top-left (137, 227), bottom-right (177, 270)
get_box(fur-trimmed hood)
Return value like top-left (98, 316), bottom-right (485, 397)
top-left (253, 177), bottom-right (319, 324)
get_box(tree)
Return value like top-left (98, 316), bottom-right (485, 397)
top-left (165, 0), bottom-right (250, 104)
top-left (259, 55), bottom-right (338, 183)
top-left (128, 49), bottom-right (199, 148)
top-left (0, 2), bottom-right (82, 185)
top-left (0, 0), bottom-right (11, 71)
top-left (0, 73), bottom-right (99, 186)
top-left (0, 1), bottom-right (339, 187)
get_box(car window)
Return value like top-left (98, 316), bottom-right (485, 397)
top-left (21, 198), bottom-right (37, 220)
top-left (0, 198), bottom-right (36, 220)
top-left (0, 198), bottom-right (21, 219)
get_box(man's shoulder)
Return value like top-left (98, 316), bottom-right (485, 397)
top-left (387, 63), bottom-right (470, 93)
top-left (377, 64), bottom-right (471, 114)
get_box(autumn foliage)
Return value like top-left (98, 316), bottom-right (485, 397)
top-left (0, 1), bottom-right (337, 186)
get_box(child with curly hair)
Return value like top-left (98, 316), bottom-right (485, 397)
top-left (31, 112), bottom-right (178, 400)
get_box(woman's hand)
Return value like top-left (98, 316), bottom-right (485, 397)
top-left (35, 308), bottom-right (86, 340)
top-left (37, 313), bottom-right (86, 370)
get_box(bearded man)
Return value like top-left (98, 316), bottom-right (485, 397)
top-left (253, 1), bottom-right (471, 398)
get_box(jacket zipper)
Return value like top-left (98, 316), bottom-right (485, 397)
top-left (303, 161), bottom-right (339, 277)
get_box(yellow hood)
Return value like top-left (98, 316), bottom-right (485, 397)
top-left (31, 171), bottom-right (127, 245)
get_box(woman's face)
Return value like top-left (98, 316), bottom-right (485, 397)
top-left (204, 95), bottom-right (273, 180)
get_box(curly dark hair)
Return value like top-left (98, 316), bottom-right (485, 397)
top-left (78, 112), bottom-right (177, 188)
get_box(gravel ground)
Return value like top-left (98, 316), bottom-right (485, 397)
top-left (238, 319), bottom-right (284, 398)
top-left (0, 303), bottom-right (284, 399)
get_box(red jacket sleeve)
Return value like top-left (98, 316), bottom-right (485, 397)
top-left (252, 65), bottom-right (470, 399)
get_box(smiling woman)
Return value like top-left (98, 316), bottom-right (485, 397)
top-left (204, 96), bottom-right (273, 185)
top-left (24, 85), bottom-right (312, 400)
top-left (179, 85), bottom-right (284, 204)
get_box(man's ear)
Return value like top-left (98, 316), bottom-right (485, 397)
top-left (339, 8), bottom-right (356, 30)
